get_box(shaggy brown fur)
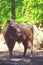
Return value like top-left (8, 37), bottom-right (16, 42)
top-left (3, 19), bottom-right (34, 57)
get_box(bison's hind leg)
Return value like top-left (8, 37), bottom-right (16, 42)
top-left (28, 42), bottom-right (33, 57)
top-left (23, 47), bottom-right (27, 57)
top-left (23, 42), bottom-right (28, 57)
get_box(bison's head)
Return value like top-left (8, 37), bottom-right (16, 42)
top-left (13, 23), bottom-right (22, 36)
top-left (7, 20), bottom-right (22, 36)
top-left (6, 20), bottom-right (22, 36)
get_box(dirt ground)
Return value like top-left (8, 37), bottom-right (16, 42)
top-left (0, 34), bottom-right (43, 65)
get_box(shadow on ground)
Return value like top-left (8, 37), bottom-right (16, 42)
top-left (0, 51), bottom-right (43, 65)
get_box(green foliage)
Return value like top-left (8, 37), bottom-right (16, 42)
top-left (17, 0), bottom-right (43, 23)
top-left (0, 0), bottom-right (12, 26)
top-left (0, 0), bottom-right (43, 25)
top-left (15, 0), bottom-right (43, 23)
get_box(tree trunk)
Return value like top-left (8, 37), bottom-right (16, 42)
top-left (11, 0), bottom-right (15, 20)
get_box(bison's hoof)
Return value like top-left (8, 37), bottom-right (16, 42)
top-left (23, 54), bottom-right (26, 57)
top-left (9, 54), bottom-right (13, 58)
top-left (30, 54), bottom-right (33, 58)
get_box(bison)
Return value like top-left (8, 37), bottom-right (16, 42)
top-left (3, 19), bottom-right (34, 57)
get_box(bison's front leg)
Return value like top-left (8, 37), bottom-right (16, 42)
top-left (7, 39), bottom-right (15, 57)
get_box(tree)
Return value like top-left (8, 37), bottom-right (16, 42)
top-left (0, 0), bottom-right (43, 25)
top-left (11, 0), bottom-right (15, 20)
